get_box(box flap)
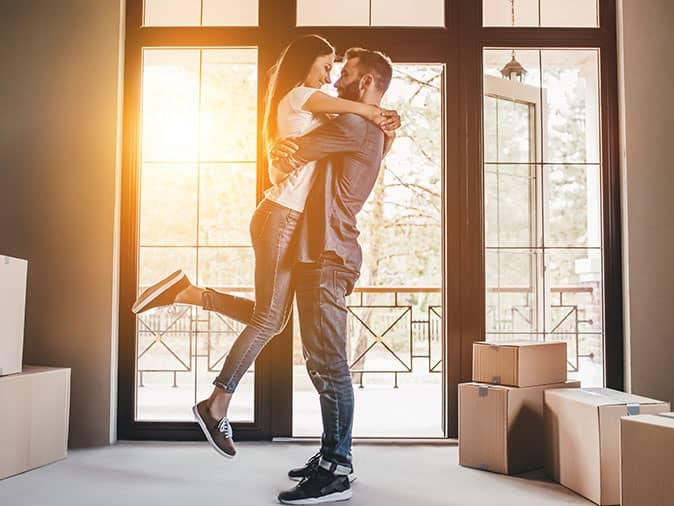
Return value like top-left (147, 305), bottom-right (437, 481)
top-left (547, 387), bottom-right (667, 408)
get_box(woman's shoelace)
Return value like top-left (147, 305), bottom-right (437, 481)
top-left (217, 417), bottom-right (232, 439)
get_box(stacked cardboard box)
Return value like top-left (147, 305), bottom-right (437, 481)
top-left (459, 341), bottom-right (579, 474)
top-left (620, 412), bottom-right (674, 506)
top-left (544, 388), bottom-right (670, 505)
top-left (0, 255), bottom-right (71, 480)
top-left (0, 255), bottom-right (27, 376)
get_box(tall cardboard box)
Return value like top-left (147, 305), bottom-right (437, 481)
top-left (544, 388), bottom-right (670, 505)
top-left (621, 412), bottom-right (674, 506)
top-left (0, 255), bottom-right (28, 376)
top-left (459, 380), bottom-right (580, 474)
top-left (472, 341), bottom-right (567, 387)
top-left (0, 366), bottom-right (71, 480)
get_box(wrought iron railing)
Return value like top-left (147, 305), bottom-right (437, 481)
top-left (136, 286), bottom-right (443, 388)
top-left (486, 285), bottom-right (601, 372)
top-left (136, 284), bottom-right (599, 388)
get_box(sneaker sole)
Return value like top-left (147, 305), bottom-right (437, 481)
top-left (290, 474), bottom-right (357, 483)
top-left (132, 270), bottom-right (185, 314)
top-left (278, 489), bottom-right (353, 505)
top-left (192, 404), bottom-right (235, 460)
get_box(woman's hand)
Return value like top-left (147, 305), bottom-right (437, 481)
top-left (366, 105), bottom-right (400, 130)
top-left (374, 108), bottom-right (401, 134)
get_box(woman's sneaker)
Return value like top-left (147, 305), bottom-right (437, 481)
top-left (288, 452), bottom-right (356, 483)
top-left (192, 400), bottom-right (236, 459)
top-left (278, 467), bottom-right (352, 505)
top-left (132, 270), bottom-right (190, 314)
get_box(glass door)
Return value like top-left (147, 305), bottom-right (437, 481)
top-left (483, 49), bottom-right (605, 386)
top-left (291, 63), bottom-right (446, 438)
top-left (135, 47), bottom-right (259, 423)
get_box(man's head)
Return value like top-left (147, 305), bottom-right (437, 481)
top-left (335, 48), bottom-right (393, 104)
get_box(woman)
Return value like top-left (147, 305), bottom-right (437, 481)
top-left (132, 35), bottom-right (399, 458)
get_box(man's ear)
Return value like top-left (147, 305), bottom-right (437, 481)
top-left (360, 73), bottom-right (374, 93)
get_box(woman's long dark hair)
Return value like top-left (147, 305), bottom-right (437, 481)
top-left (263, 35), bottom-right (335, 154)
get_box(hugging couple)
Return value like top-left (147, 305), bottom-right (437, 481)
top-left (132, 34), bottom-right (401, 504)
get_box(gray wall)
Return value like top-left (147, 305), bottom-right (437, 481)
top-left (618, 0), bottom-right (674, 406)
top-left (0, 0), bottom-right (124, 447)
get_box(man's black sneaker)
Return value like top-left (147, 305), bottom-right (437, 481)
top-left (278, 467), bottom-right (352, 505)
top-left (288, 452), bottom-right (357, 483)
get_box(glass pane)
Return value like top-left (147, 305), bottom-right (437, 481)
top-left (202, 0), bottom-right (259, 26)
top-left (485, 164), bottom-right (535, 248)
top-left (138, 247), bottom-right (197, 289)
top-left (542, 50), bottom-right (600, 163)
top-left (297, 0), bottom-right (369, 26)
top-left (197, 247), bottom-right (255, 288)
top-left (540, 0), bottom-right (598, 27)
top-left (545, 249), bottom-right (603, 386)
top-left (483, 0), bottom-right (539, 26)
top-left (201, 49), bottom-right (258, 161)
top-left (486, 249), bottom-right (539, 334)
top-left (483, 0), bottom-right (598, 27)
top-left (544, 164), bottom-right (601, 247)
top-left (142, 50), bottom-right (200, 162)
top-left (293, 64), bottom-right (445, 438)
top-left (144, 0), bottom-right (201, 26)
top-left (483, 49), bottom-right (542, 89)
top-left (484, 96), bottom-right (498, 163)
top-left (140, 164), bottom-right (198, 246)
top-left (199, 163), bottom-right (256, 246)
top-left (371, 0), bottom-right (444, 26)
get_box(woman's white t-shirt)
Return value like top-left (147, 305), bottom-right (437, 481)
top-left (264, 86), bottom-right (324, 213)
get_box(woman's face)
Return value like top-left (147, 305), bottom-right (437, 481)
top-left (303, 52), bottom-right (335, 89)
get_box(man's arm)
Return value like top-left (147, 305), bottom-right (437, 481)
top-left (271, 114), bottom-right (369, 173)
top-left (294, 113), bottom-right (369, 162)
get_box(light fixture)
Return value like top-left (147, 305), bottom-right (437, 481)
top-left (500, 0), bottom-right (528, 82)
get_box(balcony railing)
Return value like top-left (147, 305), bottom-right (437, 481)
top-left (136, 285), bottom-right (598, 387)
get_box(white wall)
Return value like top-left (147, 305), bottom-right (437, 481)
top-left (0, 0), bottom-right (124, 447)
top-left (618, 0), bottom-right (674, 405)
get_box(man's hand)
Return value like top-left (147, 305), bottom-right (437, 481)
top-left (270, 137), bottom-right (303, 173)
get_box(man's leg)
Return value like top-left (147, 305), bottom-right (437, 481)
top-left (278, 263), bottom-right (356, 504)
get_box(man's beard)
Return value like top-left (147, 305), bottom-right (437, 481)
top-left (338, 80), bottom-right (361, 101)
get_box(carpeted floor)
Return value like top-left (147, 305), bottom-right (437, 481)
top-left (0, 442), bottom-right (591, 506)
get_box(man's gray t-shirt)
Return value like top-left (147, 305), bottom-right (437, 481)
top-left (291, 113), bottom-right (385, 277)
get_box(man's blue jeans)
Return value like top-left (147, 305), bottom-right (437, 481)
top-left (294, 261), bottom-right (357, 473)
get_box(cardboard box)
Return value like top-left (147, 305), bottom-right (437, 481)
top-left (544, 388), bottom-right (670, 505)
top-left (0, 255), bottom-right (28, 376)
top-left (472, 341), bottom-right (567, 387)
top-left (458, 380), bottom-right (580, 474)
top-left (0, 366), bottom-right (70, 480)
top-left (621, 412), bottom-right (674, 506)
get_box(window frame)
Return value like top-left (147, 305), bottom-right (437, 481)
top-left (118, 0), bottom-right (622, 441)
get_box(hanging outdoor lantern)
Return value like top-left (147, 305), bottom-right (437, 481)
top-left (500, 0), bottom-right (528, 82)
top-left (500, 50), bottom-right (528, 81)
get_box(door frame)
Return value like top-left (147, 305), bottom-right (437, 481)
top-left (117, 0), bottom-right (622, 441)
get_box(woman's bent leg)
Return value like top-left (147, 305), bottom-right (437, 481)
top-left (207, 200), bottom-right (300, 412)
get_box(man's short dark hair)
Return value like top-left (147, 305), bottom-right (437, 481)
top-left (344, 47), bottom-right (393, 93)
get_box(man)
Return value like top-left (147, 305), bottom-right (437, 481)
top-left (272, 47), bottom-right (396, 505)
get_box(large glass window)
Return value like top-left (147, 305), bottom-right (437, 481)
top-left (292, 63), bottom-right (445, 437)
top-left (483, 0), bottom-right (599, 27)
top-left (136, 48), bottom-right (258, 422)
top-left (483, 49), bottom-right (603, 387)
top-left (296, 0), bottom-right (445, 27)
